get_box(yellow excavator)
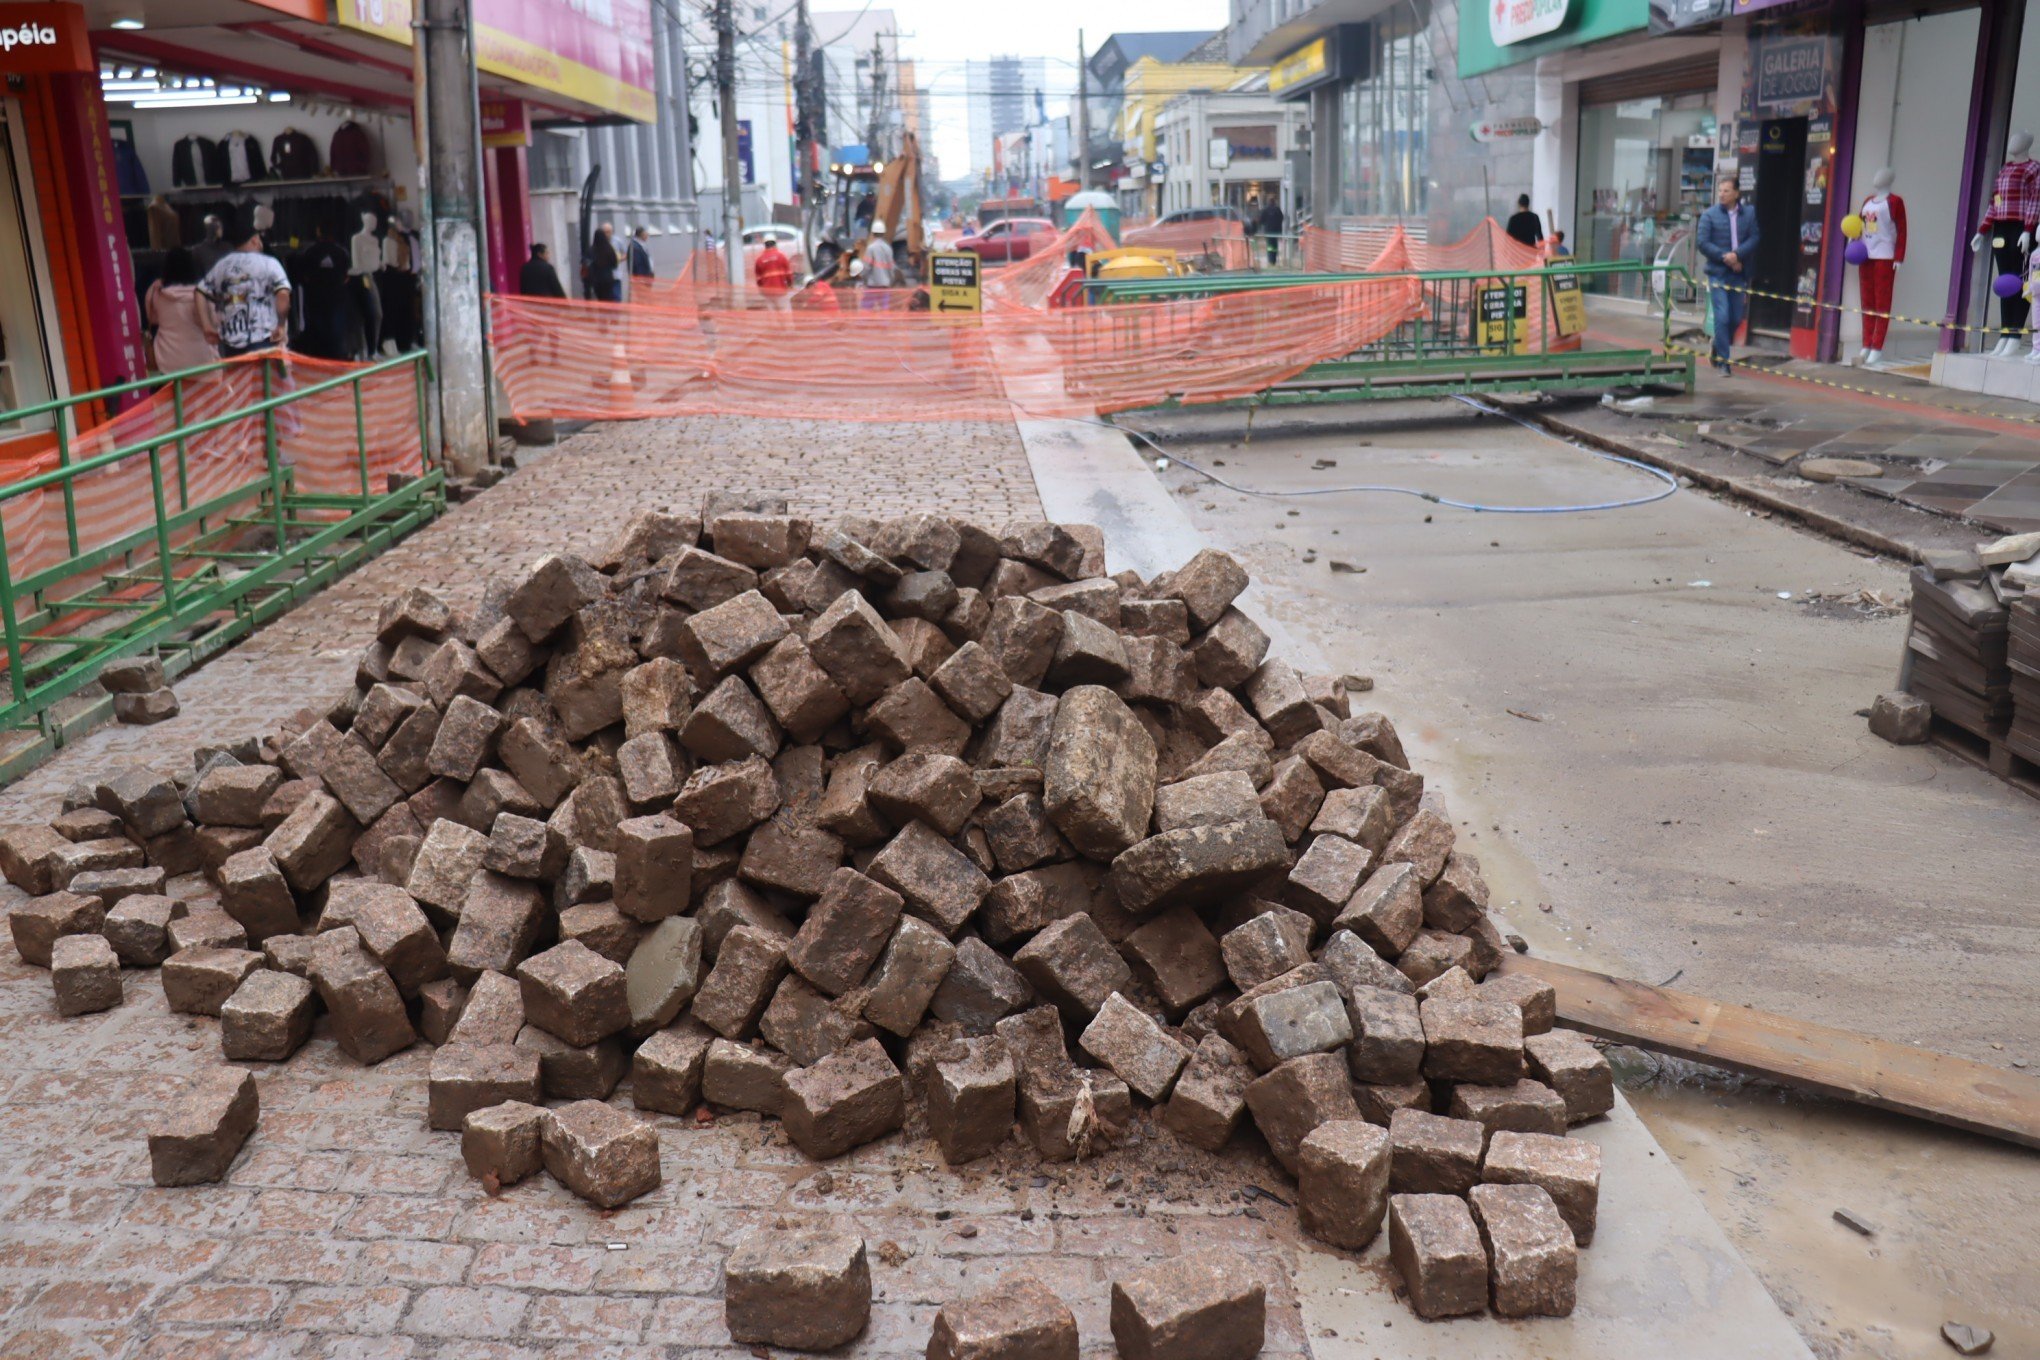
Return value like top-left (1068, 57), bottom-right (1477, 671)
top-left (807, 132), bottom-right (926, 282)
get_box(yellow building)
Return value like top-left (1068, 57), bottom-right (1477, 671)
top-left (1117, 55), bottom-right (1262, 214)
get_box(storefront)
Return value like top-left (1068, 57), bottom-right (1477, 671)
top-left (0, 0), bottom-right (653, 445)
top-left (1268, 24), bottom-right (1402, 229)
top-left (1, 0), bottom-right (150, 438)
top-left (1570, 63), bottom-right (1721, 302)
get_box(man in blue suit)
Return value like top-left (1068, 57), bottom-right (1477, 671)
top-left (1695, 176), bottom-right (1760, 374)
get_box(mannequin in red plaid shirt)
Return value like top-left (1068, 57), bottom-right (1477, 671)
top-left (1970, 130), bottom-right (2039, 358)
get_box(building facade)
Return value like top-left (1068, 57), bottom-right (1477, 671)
top-left (1153, 74), bottom-right (1309, 217)
top-left (967, 56), bottom-right (1046, 184)
top-left (0, 0), bottom-right (663, 449)
top-left (1242, 0), bottom-right (2040, 384)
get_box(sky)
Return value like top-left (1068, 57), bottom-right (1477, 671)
top-left (819, 0), bottom-right (1231, 175)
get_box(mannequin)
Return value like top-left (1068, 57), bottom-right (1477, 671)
top-left (1857, 168), bottom-right (1906, 368)
top-left (1970, 131), bottom-right (2039, 358)
top-left (192, 214), bottom-right (231, 276)
top-left (378, 207), bottom-right (422, 352)
top-left (2027, 263), bottom-right (2040, 363)
top-left (349, 211), bottom-right (384, 360)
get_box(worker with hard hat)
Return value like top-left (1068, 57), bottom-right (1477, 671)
top-left (861, 222), bottom-right (897, 311)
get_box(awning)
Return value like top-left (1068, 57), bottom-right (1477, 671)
top-left (1241, 0), bottom-right (1405, 67)
top-left (78, 0), bottom-right (652, 122)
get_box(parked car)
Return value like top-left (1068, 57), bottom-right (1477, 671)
top-left (957, 217), bottom-right (1056, 263)
top-left (1154, 205), bottom-right (1251, 228)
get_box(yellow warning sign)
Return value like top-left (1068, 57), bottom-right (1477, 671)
top-left (1475, 284), bottom-right (1528, 354)
top-left (930, 251), bottom-right (982, 313)
top-left (1547, 270), bottom-right (1588, 338)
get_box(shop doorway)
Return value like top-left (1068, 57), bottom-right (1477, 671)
top-left (1749, 115), bottom-right (1806, 335)
top-left (0, 100), bottom-right (60, 441)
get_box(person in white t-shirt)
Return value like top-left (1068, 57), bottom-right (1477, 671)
top-left (200, 213), bottom-right (291, 357)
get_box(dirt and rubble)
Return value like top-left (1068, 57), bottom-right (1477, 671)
top-left (3, 506), bottom-right (1617, 1344)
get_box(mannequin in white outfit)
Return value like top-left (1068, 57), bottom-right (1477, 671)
top-left (1856, 168), bottom-right (1903, 369)
top-left (350, 211), bottom-right (384, 357)
top-left (1970, 131), bottom-right (2037, 358)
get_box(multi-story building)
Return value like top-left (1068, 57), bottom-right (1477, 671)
top-left (527, 0), bottom-right (697, 275)
top-left (1115, 38), bottom-right (1258, 216)
top-left (1154, 73), bottom-right (1308, 218)
top-left (967, 57), bottom-right (1046, 183)
top-left (1083, 33), bottom-right (1216, 191)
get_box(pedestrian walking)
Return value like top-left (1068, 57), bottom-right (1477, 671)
top-left (628, 227), bottom-right (656, 283)
top-left (1259, 197), bottom-right (1286, 266)
top-left (520, 243), bottom-right (568, 298)
top-left (144, 248), bottom-right (217, 375)
top-left (1506, 194), bottom-right (1544, 249)
top-left (199, 211), bottom-right (292, 358)
top-left (585, 223), bottom-right (622, 302)
top-left (1696, 176), bottom-right (1760, 375)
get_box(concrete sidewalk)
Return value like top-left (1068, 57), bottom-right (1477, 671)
top-left (1583, 305), bottom-right (2040, 538)
top-left (1021, 416), bottom-right (1814, 1360)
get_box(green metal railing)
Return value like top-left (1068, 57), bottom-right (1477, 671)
top-left (1072, 260), bottom-right (1695, 408)
top-left (0, 350), bottom-right (444, 767)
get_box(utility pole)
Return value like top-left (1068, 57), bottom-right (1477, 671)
top-left (415, 0), bottom-right (489, 476)
top-left (1076, 30), bottom-right (1091, 191)
top-left (867, 35), bottom-right (886, 159)
top-left (793, 0), bottom-right (816, 212)
top-left (716, 0), bottom-right (743, 284)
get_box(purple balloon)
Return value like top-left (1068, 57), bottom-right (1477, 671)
top-left (1844, 241), bottom-right (1870, 265)
top-left (1995, 272), bottom-right (2025, 299)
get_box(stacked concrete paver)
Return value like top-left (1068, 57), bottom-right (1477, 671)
top-left (0, 417), bottom-right (1318, 1360)
top-left (0, 415), bottom-right (1613, 1356)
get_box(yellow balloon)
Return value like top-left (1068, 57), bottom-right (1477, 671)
top-left (1841, 213), bottom-right (1865, 239)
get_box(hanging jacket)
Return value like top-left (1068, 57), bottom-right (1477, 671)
top-left (329, 122), bottom-right (373, 177)
top-left (112, 139), bottom-right (149, 197)
top-left (224, 132), bottom-right (267, 184)
top-left (172, 135), bottom-right (221, 188)
top-left (270, 129), bottom-right (320, 181)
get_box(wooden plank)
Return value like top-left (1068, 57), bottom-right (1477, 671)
top-left (1497, 955), bottom-right (2040, 1151)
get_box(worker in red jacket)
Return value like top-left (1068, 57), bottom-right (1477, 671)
top-left (754, 240), bottom-right (793, 310)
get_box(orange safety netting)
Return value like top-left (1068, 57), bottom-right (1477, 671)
top-left (1300, 218), bottom-right (1546, 274)
top-left (488, 209), bottom-right (1600, 427)
top-left (1122, 218), bottom-right (1253, 271)
top-left (982, 212), bottom-right (1120, 312)
top-left (1300, 220), bottom-right (1575, 353)
top-left (491, 276), bottom-right (1427, 426)
top-left (1, 353), bottom-right (425, 602)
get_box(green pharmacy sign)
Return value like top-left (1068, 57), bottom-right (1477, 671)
top-left (1457, 0), bottom-right (1652, 76)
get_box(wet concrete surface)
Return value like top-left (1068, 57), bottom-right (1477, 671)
top-left (1135, 399), bottom-right (2040, 1359)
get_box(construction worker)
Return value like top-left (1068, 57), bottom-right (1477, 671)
top-left (755, 237), bottom-right (793, 311)
top-left (862, 222), bottom-right (896, 312)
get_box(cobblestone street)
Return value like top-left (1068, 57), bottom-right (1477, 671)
top-left (0, 416), bottom-right (1311, 1360)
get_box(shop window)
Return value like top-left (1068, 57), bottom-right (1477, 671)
top-left (1330, 16), bottom-right (1430, 222)
top-left (531, 129), bottom-right (581, 193)
top-left (1572, 92), bottom-right (1716, 300)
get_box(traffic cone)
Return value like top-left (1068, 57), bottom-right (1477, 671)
top-left (608, 342), bottom-right (633, 409)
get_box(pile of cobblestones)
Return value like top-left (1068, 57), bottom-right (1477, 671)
top-left (2, 507), bottom-right (1614, 1332)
